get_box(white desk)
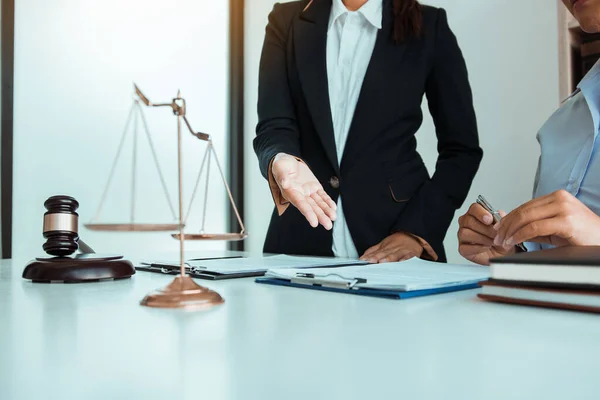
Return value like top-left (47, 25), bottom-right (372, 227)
top-left (1, 254), bottom-right (599, 400)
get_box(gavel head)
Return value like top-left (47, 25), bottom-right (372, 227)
top-left (42, 195), bottom-right (80, 257)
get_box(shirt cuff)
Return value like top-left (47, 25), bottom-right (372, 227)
top-left (405, 232), bottom-right (439, 261)
top-left (522, 241), bottom-right (539, 252)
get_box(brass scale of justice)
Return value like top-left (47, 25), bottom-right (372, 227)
top-left (86, 84), bottom-right (247, 310)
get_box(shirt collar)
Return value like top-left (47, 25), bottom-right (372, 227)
top-left (577, 58), bottom-right (600, 137)
top-left (329, 0), bottom-right (383, 30)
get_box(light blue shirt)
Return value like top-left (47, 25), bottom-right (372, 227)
top-left (327, 0), bottom-right (382, 258)
top-left (528, 60), bottom-right (600, 251)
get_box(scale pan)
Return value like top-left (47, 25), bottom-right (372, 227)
top-left (85, 223), bottom-right (183, 232)
top-left (171, 232), bottom-right (248, 241)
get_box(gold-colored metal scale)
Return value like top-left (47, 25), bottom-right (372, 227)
top-left (85, 84), bottom-right (247, 310)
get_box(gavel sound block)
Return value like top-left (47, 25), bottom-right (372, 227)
top-left (22, 195), bottom-right (135, 283)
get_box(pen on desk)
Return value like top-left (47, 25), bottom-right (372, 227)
top-left (476, 195), bottom-right (528, 252)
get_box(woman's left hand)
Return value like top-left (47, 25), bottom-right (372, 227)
top-left (494, 190), bottom-right (600, 248)
top-left (359, 233), bottom-right (424, 263)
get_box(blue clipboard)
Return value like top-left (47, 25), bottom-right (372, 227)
top-left (255, 277), bottom-right (481, 300)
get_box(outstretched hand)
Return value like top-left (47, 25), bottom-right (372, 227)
top-left (272, 153), bottom-right (337, 230)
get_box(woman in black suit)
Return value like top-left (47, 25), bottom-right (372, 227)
top-left (254, 0), bottom-right (482, 262)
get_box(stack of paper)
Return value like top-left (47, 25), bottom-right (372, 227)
top-left (265, 258), bottom-right (490, 291)
top-left (139, 254), bottom-right (366, 278)
top-left (185, 255), bottom-right (365, 274)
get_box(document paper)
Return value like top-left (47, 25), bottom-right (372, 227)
top-left (265, 258), bottom-right (489, 291)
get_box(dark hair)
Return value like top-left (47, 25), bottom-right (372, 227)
top-left (393, 0), bottom-right (422, 43)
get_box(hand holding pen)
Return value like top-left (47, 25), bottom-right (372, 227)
top-left (476, 196), bottom-right (528, 252)
top-left (458, 195), bottom-right (526, 266)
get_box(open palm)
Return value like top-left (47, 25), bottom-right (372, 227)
top-left (272, 153), bottom-right (337, 229)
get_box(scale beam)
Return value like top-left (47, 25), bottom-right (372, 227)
top-left (134, 84), bottom-right (210, 141)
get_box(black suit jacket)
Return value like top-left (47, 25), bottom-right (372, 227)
top-left (253, 0), bottom-right (483, 261)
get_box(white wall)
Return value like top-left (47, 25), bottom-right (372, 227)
top-left (13, 0), bottom-right (230, 259)
top-left (245, 0), bottom-right (561, 263)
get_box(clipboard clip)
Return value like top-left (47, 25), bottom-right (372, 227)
top-left (291, 272), bottom-right (367, 290)
top-left (142, 263), bottom-right (192, 274)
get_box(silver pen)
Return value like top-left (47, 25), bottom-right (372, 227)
top-left (476, 195), bottom-right (528, 252)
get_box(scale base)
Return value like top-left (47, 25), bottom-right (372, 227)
top-left (140, 275), bottom-right (224, 310)
top-left (22, 254), bottom-right (135, 283)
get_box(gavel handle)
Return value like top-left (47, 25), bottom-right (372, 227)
top-left (78, 239), bottom-right (95, 254)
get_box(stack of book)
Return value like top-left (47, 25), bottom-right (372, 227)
top-left (479, 246), bottom-right (600, 313)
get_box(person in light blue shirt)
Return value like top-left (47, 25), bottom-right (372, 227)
top-left (457, 0), bottom-right (600, 265)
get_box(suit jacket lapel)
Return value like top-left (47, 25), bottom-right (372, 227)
top-left (294, 0), bottom-right (340, 174)
top-left (340, 0), bottom-right (408, 172)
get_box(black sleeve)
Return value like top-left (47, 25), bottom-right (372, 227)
top-left (392, 8), bottom-right (483, 255)
top-left (253, 3), bottom-right (303, 180)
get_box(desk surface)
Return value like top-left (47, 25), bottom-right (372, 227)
top-left (1, 253), bottom-right (599, 400)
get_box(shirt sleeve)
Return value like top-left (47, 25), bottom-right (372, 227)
top-left (523, 242), bottom-right (541, 252)
top-left (405, 233), bottom-right (439, 261)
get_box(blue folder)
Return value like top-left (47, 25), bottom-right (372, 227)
top-left (255, 277), bottom-right (480, 300)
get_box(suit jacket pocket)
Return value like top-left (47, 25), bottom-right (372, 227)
top-left (386, 161), bottom-right (429, 203)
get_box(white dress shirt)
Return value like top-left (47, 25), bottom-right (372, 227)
top-left (327, 0), bottom-right (382, 258)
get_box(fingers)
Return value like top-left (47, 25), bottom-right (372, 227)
top-left (272, 156), bottom-right (339, 230)
top-left (399, 252), bottom-right (417, 262)
top-left (501, 190), bottom-right (598, 247)
top-left (306, 196), bottom-right (333, 230)
top-left (494, 201), bottom-right (563, 248)
top-left (360, 241), bottom-right (394, 262)
top-left (282, 185), bottom-right (336, 230)
top-left (468, 203), bottom-right (494, 225)
top-left (362, 247), bottom-right (400, 263)
top-left (506, 218), bottom-right (567, 247)
top-left (317, 189), bottom-right (337, 211)
top-left (304, 183), bottom-right (335, 229)
top-left (368, 248), bottom-right (417, 263)
top-left (381, 250), bottom-right (416, 263)
top-left (458, 228), bottom-right (494, 246)
top-left (361, 244), bottom-right (381, 260)
top-left (493, 193), bottom-right (556, 230)
top-left (366, 250), bottom-right (388, 264)
top-left (286, 191), bottom-right (319, 228)
top-left (367, 247), bottom-right (400, 263)
top-left (457, 203), bottom-right (505, 241)
top-left (458, 214), bottom-right (497, 239)
top-left (310, 191), bottom-right (337, 221)
top-left (458, 204), bottom-right (499, 262)
top-left (459, 244), bottom-right (490, 257)
top-left (360, 233), bottom-right (423, 262)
